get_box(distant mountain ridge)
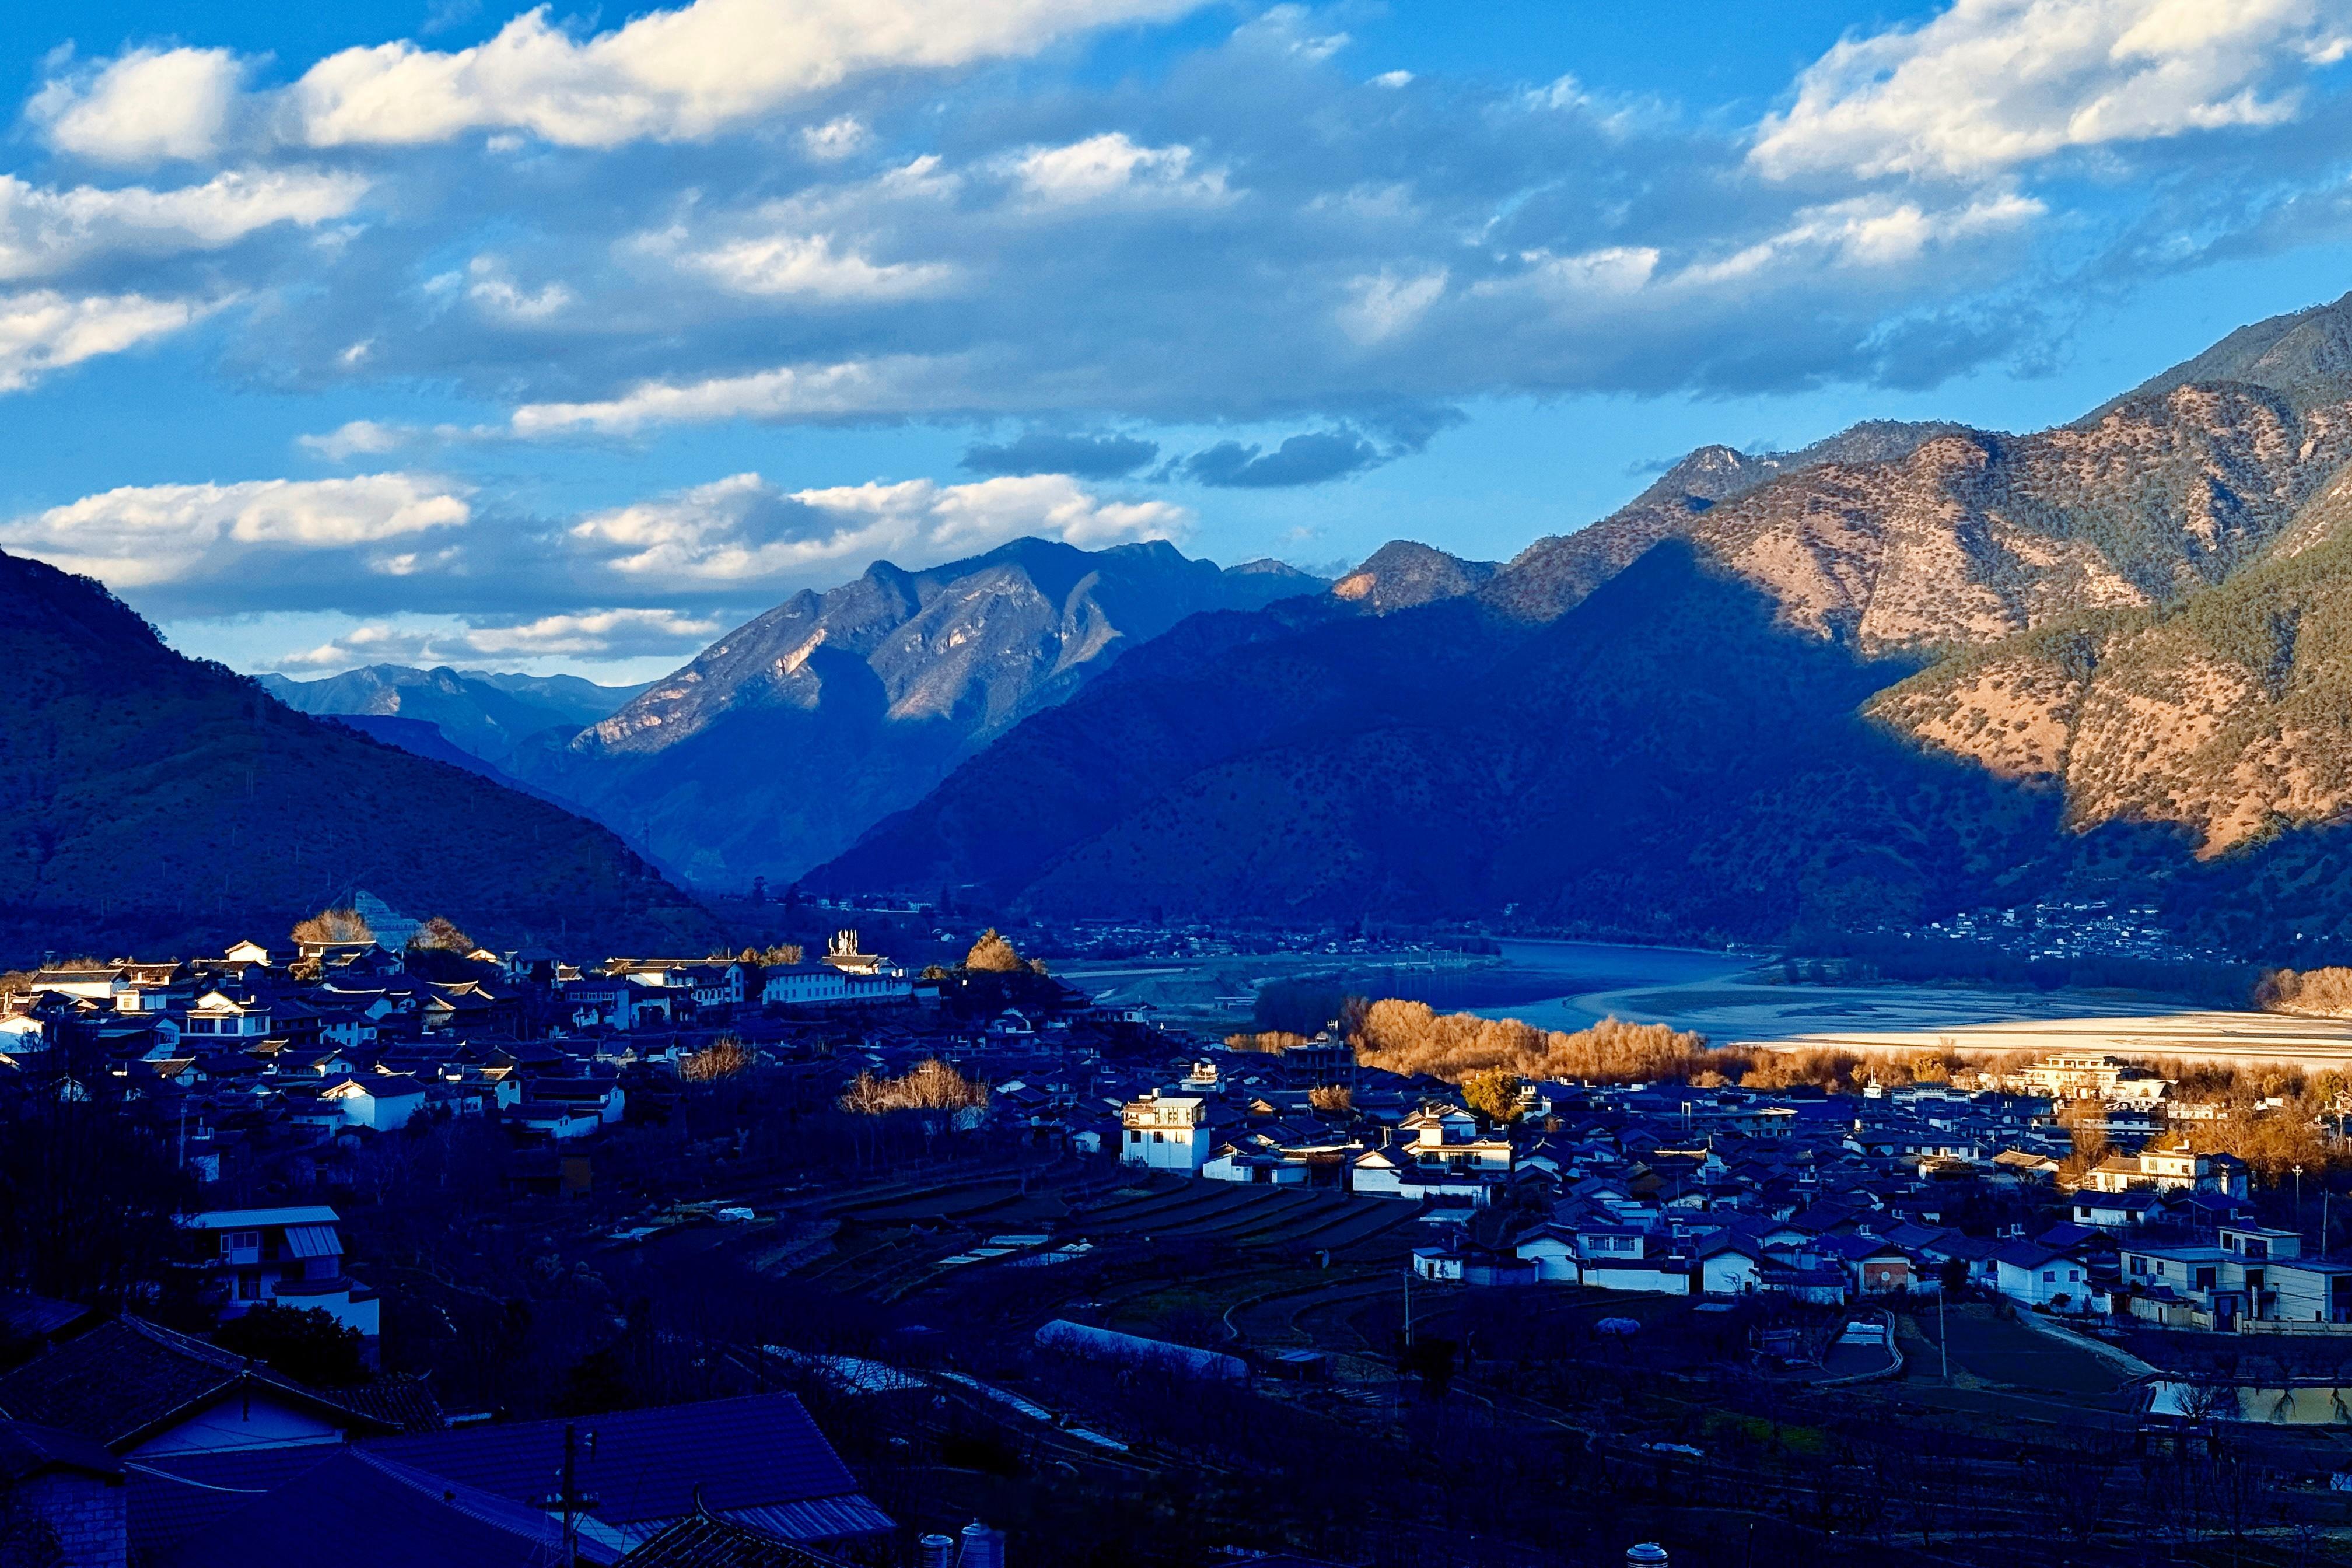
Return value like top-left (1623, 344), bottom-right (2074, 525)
top-left (514, 537), bottom-right (1328, 886)
top-left (817, 292), bottom-right (2352, 961)
top-left (259, 664), bottom-right (648, 768)
top-left (0, 553), bottom-right (715, 956)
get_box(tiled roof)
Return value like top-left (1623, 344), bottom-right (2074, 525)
top-left (126, 1441), bottom-right (344, 1562)
top-left (366, 1392), bottom-right (881, 1536)
top-left (0, 1290), bottom-right (91, 1340)
top-left (160, 1447), bottom-right (622, 1568)
top-left (0, 1416), bottom-right (121, 1483)
top-left (0, 1316), bottom-right (394, 1451)
top-left (621, 1511), bottom-right (849, 1567)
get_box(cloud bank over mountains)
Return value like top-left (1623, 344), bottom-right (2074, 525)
top-left (2, 0), bottom-right (2350, 670)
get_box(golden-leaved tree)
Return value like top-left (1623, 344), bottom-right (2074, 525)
top-left (292, 907), bottom-right (373, 944)
top-left (965, 929), bottom-right (1024, 972)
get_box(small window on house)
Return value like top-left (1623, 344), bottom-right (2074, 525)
top-left (2042, 1270), bottom-right (2054, 1283)
top-left (1153, 1131), bottom-right (1164, 1143)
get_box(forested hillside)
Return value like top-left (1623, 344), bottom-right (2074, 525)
top-left (0, 551), bottom-right (718, 956)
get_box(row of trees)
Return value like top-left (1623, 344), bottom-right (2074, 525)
top-left (1351, 1000), bottom-right (1714, 1084)
top-left (2253, 965), bottom-right (2352, 1016)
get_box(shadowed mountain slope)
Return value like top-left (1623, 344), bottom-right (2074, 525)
top-left (517, 538), bottom-right (1326, 886)
top-left (0, 552), bottom-right (716, 956)
top-left (818, 293), bottom-right (2352, 958)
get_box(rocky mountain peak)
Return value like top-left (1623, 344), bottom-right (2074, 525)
top-left (1331, 541), bottom-right (1499, 614)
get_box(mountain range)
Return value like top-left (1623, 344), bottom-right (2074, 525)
top-left (812, 291), bottom-right (2352, 962)
top-left (0, 554), bottom-right (715, 956)
top-left (258, 666), bottom-right (648, 769)
top-left (506, 537), bottom-right (1326, 886)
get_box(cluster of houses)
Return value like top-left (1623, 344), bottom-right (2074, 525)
top-left (0, 915), bottom-right (1170, 1274)
top-left (1112, 1042), bottom-right (2352, 1329)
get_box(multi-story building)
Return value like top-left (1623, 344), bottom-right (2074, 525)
top-left (178, 1206), bottom-right (379, 1340)
top-left (1120, 1092), bottom-right (1210, 1174)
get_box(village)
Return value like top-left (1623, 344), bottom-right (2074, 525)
top-left (8, 909), bottom-right (2352, 1565)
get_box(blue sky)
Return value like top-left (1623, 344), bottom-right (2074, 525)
top-left (0, 0), bottom-right (2347, 680)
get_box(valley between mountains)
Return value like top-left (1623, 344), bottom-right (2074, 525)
top-left (135, 289), bottom-right (2352, 960)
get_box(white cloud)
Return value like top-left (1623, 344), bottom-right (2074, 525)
top-left (570, 470), bottom-right (1187, 586)
top-left (1336, 268), bottom-right (1447, 344)
top-left (0, 474), bottom-right (469, 586)
top-left (27, 47), bottom-right (246, 164)
top-left (1679, 192), bottom-right (2045, 284)
top-left (1010, 132), bottom-right (1231, 206)
top-left (800, 114), bottom-right (870, 160)
top-left (0, 169), bottom-right (366, 281)
top-left (0, 290), bottom-right (211, 391)
top-left (298, 419), bottom-right (410, 460)
top-left (1752, 0), bottom-right (2344, 181)
top-left (1488, 192), bottom-right (2041, 314)
top-left (278, 607), bottom-right (723, 668)
top-left (508, 354), bottom-right (950, 435)
top-left (255, 0), bottom-right (1205, 150)
top-left (1371, 70), bottom-right (1413, 89)
top-left (1494, 246), bottom-right (1660, 307)
top-left (656, 228), bottom-right (957, 301)
top-left (464, 256), bottom-right (575, 321)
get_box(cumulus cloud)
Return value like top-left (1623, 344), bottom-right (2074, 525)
top-left (653, 227), bottom-right (956, 301)
top-left (1752, 0), bottom-right (2349, 181)
top-left (455, 256), bottom-right (576, 322)
top-left (28, 47), bottom-right (246, 164)
top-left (278, 607), bottom-right (724, 669)
top-left (0, 474), bottom-right (469, 587)
top-left (509, 355), bottom-right (953, 435)
top-left (1009, 133), bottom-right (1230, 206)
top-left (960, 430), bottom-right (1158, 478)
top-left (0, 290), bottom-right (211, 391)
top-left (0, 169), bottom-right (366, 281)
top-left (800, 115), bottom-right (870, 160)
top-left (27, 0), bottom-right (1206, 159)
top-left (570, 470), bottom-right (1186, 586)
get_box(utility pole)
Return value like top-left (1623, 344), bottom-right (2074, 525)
top-left (543, 1424), bottom-right (598, 1564)
top-left (1938, 1287), bottom-right (1949, 1382)
top-left (2296, 1164), bottom-right (2307, 1239)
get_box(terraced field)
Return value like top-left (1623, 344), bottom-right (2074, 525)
top-left (1069, 1182), bottom-right (1422, 1258)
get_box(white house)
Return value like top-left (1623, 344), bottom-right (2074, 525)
top-left (178, 1206), bottom-right (380, 1339)
top-left (321, 1074), bottom-right (425, 1131)
top-left (1349, 1146), bottom-right (1500, 1206)
top-left (2082, 1139), bottom-right (2249, 1198)
top-left (762, 963), bottom-right (914, 1009)
top-left (181, 991), bottom-right (272, 1043)
top-left (1513, 1224), bottom-right (1581, 1283)
top-left (1120, 1093), bottom-right (1211, 1174)
top-left (1991, 1241), bottom-right (2090, 1312)
top-left (1696, 1237), bottom-right (1765, 1296)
